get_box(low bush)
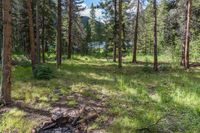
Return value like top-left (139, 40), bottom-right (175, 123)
top-left (12, 55), bottom-right (31, 67)
top-left (142, 58), bottom-right (152, 73)
top-left (33, 65), bottom-right (53, 80)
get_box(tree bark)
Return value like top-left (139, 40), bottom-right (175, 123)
top-left (181, 1), bottom-right (188, 66)
top-left (41, 7), bottom-right (45, 63)
top-left (113, 0), bottom-right (117, 62)
top-left (1, 0), bottom-right (12, 104)
top-left (57, 0), bottom-right (62, 68)
top-left (118, 0), bottom-right (122, 68)
top-left (36, 0), bottom-right (40, 64)
top-left (132, 0), bottom-right (140, 63)
top-left (122, 23), bottom-right (126, 51)
top-left (27, 0), bottom-right (36, 71)
top-left (67, 0), bottom-right (72, 59)
top-left (184, 0), bottom-right (192, 69)
top-left (153, 0), bottom-right (158, 71)
top-left (0, 0), bottom-right (2, 61)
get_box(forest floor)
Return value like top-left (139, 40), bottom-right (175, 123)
top-left (0, 55), bottom-right (200, 132)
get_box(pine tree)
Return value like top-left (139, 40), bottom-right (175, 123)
top-left (67, 0), bottom-right (85, 59)
top-left (132, 0), bottom-right (140, 63)
top-left (41, 0), bottom-right (46, 63)
top-left (27, 0), bottom-right (36, 71)
top-left (67, 0), bottom-right (72, 59)
top-left (118, 0), bottom-right (123, 68)
top-left (184, 0), bottom-right (192, 69)
top-left (36, 0), bottom-right (40, 64)
top-left (89, 3), bottom-right (97, 42)
top-left (181, 1), bottom-right (188, 66)
top-left (83, 21), bottom-right (91, 55)
top-left (0, 0), bottom-right (2, 60)
top-left (1, 0), bottom-right (12, 104)
top-left (57, 0), bottom-right (62, 68)
top-left (113, 0), bottom-right (117, 62)
top-left (153, 0), bottom-right (158, 71)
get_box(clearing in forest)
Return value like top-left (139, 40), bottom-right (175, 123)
top-left (0, 55), bottom-right (200, 132)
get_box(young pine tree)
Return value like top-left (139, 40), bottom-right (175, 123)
top-left (89, 3), bottom-right (97, 42)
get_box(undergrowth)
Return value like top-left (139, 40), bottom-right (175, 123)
top-left (0, 55), bottom-right (199, 132)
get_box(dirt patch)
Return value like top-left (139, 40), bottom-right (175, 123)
top-left (0, 88), bottom-right (110, 132)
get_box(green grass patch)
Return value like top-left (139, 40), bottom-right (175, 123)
top-left (0, 54), bottom-right (200, 132)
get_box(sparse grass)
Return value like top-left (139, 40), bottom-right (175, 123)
top-left (0, 108), bottom-right (36, 132)
top-left (0, 54), bottom-right (200, 132)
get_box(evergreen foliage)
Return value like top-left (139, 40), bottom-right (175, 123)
top-left (33, 64), bottom-right (53, 80)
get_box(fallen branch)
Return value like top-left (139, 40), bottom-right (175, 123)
top-left (135, 113), bottom-right (173, 132)
top-left (33, 105), bottom-right (99, 133)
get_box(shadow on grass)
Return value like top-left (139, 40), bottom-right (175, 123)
top-left (1, 57), bottom-right (200, 132)
top-left (5, 101), bottom-right (51, 117)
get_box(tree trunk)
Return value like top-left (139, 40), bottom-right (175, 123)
top-left (1, 0), bottom-right (12, 104)
top-left (118, 0), bottom-right (122, 68)
top-left (36, 0), bottom-right (40, 64)
top-left (122, 23), bottom-right (126, 52)
top-left (0, 0), bottom-right (2, 61)
top-left (57, 0), bottom-right (62, 68)
top-left (27, 0), bottom-right (36, 71)
top-left (67, 0), bottom-right (72, 59)
top-left (41, 10), bottom-right (45, 63)
top-left (153, 0), bottom-right (158, 71)
top-left (132, 0), bottom-right (140, 63)
top-left (181, 1), bottom-right (188, 66)
top-left (184, 0), bottom-right (192, 69)
top-left (113, 0), bottom-right (117, 62)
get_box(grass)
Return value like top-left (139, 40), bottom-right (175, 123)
top-left (0, 108), bottom-right (36, 132)
top-left (0, 54), bottom-right (200, 132)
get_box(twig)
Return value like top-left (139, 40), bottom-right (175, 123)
top-left (135, 113), bottom-right (173, 132)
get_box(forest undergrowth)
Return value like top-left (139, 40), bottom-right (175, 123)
top-left (0, 55), bottom-right (200, 132)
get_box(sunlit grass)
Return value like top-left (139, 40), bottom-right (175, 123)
top-left (0, 108), bottom-right (36, 132)
top-left (0, 54), bottom-right (200, 132)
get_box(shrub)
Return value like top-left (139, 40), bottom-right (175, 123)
top-left (33, 65), bottom-right (53, 80)
top-left (142, 58), bottom-right (152, 73)
top-left (12, 55), bottom-right (31, 67)
top-left (159, 64), bottom-right (171, 72)
top-left (142, 64), bottom-right (152, 73)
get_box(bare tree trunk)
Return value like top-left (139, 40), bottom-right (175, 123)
top-left (0, 0), bottom-right (2, 61)
top-left (36, 0), bottom-right (40, 64)
top-left (181, 1), bottom-right (188, 66)
top-left (122, 23), bottom-right (126, 51)
top-left (57, 0), bottom-right (62, 68)
top-left (1, 0), bottom-right (12, 104)
top-left (118, 0), bottom-right (122, 68)
top-left (184, 0), bottom-right (192, 69)
top-left (153, 0), bottom-right (158, 71)
top-left (67, 0), bottom-right (72, 59)
top-left (113, 0), bottom-right (117, 62)
top-left (41, 10), bottom-right (45, 63)
top-left (132, 0), bottom-right (140, 63)
top-left (27, 0), bottom-right (36, 71)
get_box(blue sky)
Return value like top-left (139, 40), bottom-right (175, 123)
top-left (80, 0), bottom-right (103, 19)
top-left (84, 0), bottom-right (100, 6)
